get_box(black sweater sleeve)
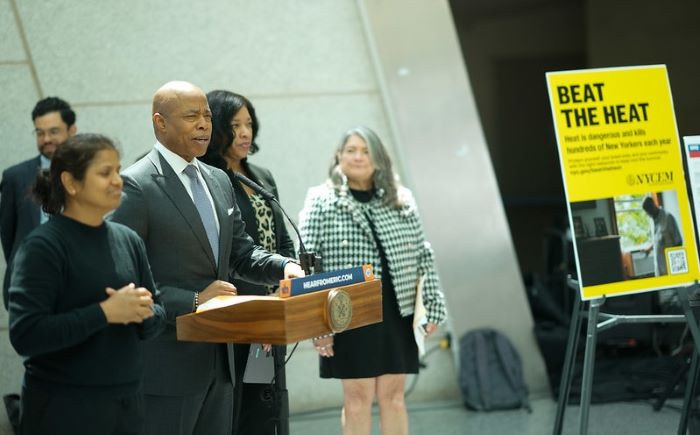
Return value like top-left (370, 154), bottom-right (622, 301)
top-left (9, 236), bottom-right (108, 357)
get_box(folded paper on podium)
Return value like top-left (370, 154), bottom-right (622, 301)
top-left (177, 279), bottom-right (382, 344)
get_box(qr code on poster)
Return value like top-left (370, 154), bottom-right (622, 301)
top-left (667, 248), bottom-right (688, 275)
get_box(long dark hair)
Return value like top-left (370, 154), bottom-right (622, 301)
top-left (33, 133), bottom-right (118, 214)
top-left (202, 90), bottom-right (260, 170)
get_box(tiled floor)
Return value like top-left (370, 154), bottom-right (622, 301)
top-left (0, 396), bottom-right (688, 434)
top-left (290, 397), bottom-right (688, 434)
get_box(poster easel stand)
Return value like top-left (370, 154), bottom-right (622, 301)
top-left (552, 278), bottom-right (699, 435)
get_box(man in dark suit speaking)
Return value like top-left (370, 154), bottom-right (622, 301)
top-left (0, 97), bottom-right (76, 308)
top-left (111, 81), bottom-right (304, 435)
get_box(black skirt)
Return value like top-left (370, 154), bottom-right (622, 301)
top-left (320, 188), bottom-right (420, 379)
top-left (319, 274), bottom-right (419, 379)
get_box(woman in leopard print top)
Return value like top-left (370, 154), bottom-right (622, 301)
top-left (201, 90), bottom-right (295, 435)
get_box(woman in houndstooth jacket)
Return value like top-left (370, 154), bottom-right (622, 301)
top-left (298, 126), bottom-right (447, 435)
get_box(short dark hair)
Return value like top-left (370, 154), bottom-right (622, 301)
top-left (31, 97), bottom-right (76, 127)
top-left (642, 196), bottom-right (656, 214)
top-left (33, 133), bottom-right (117, 214)
top-left (202, 90), bottom-right (260, 169)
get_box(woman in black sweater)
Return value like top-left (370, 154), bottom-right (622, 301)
top-left (201, 91), bottom-right (295, 435)
top-left (8, 133), bottom-right (166, 435)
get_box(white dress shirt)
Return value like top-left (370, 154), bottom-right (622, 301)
top-left (153, 142), bottom-right (220, 232)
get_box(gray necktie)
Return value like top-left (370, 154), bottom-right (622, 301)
top-left (183, 165), bottom-right (219, 265)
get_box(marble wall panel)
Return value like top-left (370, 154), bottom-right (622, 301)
top-left (0, 65), bottom-right (40, 172)
top-left (17, 0), bottom-right (377, 104)
top-left (0, 0), bottom-right (25, 62)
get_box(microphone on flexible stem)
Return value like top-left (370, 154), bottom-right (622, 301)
top-left (232, 172), bottom-right (321, 275)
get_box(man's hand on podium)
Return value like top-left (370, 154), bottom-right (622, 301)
top-left (284, 261), bottom-right (305, 280)
top-left (199, 280), bottom-right (237, 305)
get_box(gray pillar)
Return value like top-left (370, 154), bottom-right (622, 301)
top-left (358, 0), bottom-right (550, 394)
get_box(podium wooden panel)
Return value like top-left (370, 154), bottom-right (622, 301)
top-left (177, 279), bottom-right (382, 344)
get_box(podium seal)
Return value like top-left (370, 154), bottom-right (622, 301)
top-left (326, 288), bottom-right (353, 333)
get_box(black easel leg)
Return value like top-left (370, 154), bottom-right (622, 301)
top-left (678, 350), bottom-right (700, 435)
top-left (578, 298), bottom-right (603, 435)
top-left (553, 289), bottom-right (584, 435)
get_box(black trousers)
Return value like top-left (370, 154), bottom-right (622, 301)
top-left (20, 385), bottom-right (143, 435)
top-left (143, 344), bottom-right (233, 435)
top-left (232, 344), bottom-right (285, 435)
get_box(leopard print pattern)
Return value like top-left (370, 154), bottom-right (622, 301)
top-left (249, 192), bottom-right (278, 294)
top-left (249, 192), bottom-right (277, 254)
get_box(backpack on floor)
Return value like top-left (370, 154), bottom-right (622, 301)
top-left (459, 328), bottom-right (532, 412)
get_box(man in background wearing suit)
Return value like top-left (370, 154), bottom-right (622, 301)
top-left (0, 97), bottom-right (76, 309)
top-left (110, 81), bottom-right (304, 435)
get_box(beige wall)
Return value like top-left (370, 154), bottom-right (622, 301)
top-left (0, 0), bottom-right (396, 212)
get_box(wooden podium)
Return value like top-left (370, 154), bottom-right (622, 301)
top-left (177, 279), bottom-right (383, 344)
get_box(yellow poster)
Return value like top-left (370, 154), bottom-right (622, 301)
top-left (546, 65), bottom-right (699, 300)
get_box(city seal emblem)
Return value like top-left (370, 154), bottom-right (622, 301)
top-left (326, 289), bottom-right (353, 333)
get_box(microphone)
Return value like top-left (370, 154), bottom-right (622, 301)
top-left (232, 171), bottom-right (276, 202)
top-left (232, 171), bottom-right (321, 275)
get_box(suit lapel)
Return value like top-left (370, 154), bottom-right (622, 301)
top-left (149, 150), bottom-right (217, 270)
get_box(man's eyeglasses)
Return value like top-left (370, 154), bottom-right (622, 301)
top-left (33, 128), bottom-right (64, 139)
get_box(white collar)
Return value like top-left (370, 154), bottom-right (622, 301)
top-left (154, 141), bottom-right (202, 175)
top-left (39, 154), bottom-right (51, 169)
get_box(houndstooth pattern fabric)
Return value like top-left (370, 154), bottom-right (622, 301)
top-left (298, 182), bottom-right (447, 324)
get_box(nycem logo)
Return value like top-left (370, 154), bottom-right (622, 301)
top-left (626, 171), bottom-right (674, 186)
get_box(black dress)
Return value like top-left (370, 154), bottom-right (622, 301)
top-left (320, 188), bottom-right (419, 379)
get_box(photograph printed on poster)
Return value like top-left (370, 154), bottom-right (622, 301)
top-left (571, 189), bottom-right (686, 287)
